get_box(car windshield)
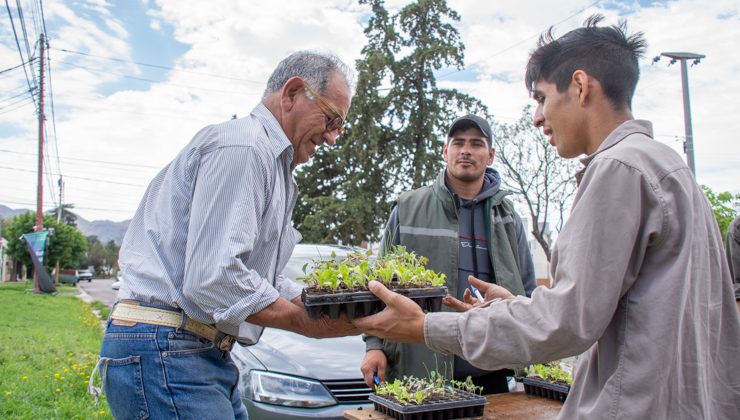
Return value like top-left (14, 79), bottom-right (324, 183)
top-left (281, 257), bottom-right (318, 281)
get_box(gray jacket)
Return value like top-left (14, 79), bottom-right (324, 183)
top-left (726, 215), bottom-right (740, 299)
top-left (424, 120), bottom-right (740, 419)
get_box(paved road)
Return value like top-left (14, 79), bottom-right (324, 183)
top-left (78, 278), bottom-right (118, 307)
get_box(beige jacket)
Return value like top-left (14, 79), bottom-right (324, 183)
top-left (425, 120), bottom-right (740, 419)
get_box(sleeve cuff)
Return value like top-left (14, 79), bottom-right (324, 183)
top-left (363, 335), bottom-right (384, 351)
top-left (276, 275), bottom-right (304, 302)
top-left (213, 281), bottom-right (281, 332)
top-left (424, 312), bottom-right (463, 356)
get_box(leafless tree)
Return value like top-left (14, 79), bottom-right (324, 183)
top-left (493, 106), bottom-right (579, 262)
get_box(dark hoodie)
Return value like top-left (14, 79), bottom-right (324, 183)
top-left (447, 168), bottom-right (501, 299)
top-left (444, 168), bottom-right (510, 383)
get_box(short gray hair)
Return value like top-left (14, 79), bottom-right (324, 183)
top-left (263, 51), bottom-right (355, 98)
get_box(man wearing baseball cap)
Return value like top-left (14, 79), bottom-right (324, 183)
top-left (361, 114), bottom-right (536, 393)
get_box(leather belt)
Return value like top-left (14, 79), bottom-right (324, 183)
top-left (111, 301), bottom-right (236, 352)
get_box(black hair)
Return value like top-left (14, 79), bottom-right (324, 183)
top-left (525, 14), bottom-right (647, 109)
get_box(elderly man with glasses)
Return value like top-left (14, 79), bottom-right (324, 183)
top-left (94, 51), bottom-right (356, 419)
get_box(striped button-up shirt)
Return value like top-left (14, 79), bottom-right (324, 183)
top-left (118, 103), bottom-right (303, 342)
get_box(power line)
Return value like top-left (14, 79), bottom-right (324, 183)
top-left (0, 98), bottom-right (35, 115)
top-left (38, 0), bottom-right (47, 36)
top-left (437, 0), bottom-right (602, 80)
top-left (44, 40), bottom-right (62, 180)
top-left (0, 165), bottom-right (148, 187)
top-left (14, 0), bottom-right (37, 79)
top-left (4, 0), bottom-right (37, 102)
top-left (0, 149), bottom-right (162, 169)
top-left (58, 99), bottom-right (229, 122)
top-left (0, 90), bottom-right (35, 106)
top-left (0, 57), bottom-right (37, 75)
top-left (43, 138), bottom-right (57, 207)
top-left (53, 47), bottom-right (265, 84)
top-left (0, 198), bottom-right (134, 214)
top-left (56, 61), bottom-right (260, 97)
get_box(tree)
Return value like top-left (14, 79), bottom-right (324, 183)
top-left (4, 212), bottom-right (88, 272)
top-left (84, 236), bottom-right (106, 270)
top-left (295, 0), bottom-right (487, 245)
top-left (48, 203), bottom-right (78, 227)
top-left (83, 235), bottom-right (121, 275)
top-left (493, 106), bottom-right (579, 262)
top-left (701, 185), bottom-right (740, 238)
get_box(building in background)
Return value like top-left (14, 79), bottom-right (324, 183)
top-left (0, 237), bottom-right (9, 282)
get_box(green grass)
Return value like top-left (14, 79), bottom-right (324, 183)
top-left (0, 282), bottom-right (111, 419)
top-left (89, 301), bottom-right (110, 320)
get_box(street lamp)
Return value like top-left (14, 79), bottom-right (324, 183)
top-left (655, 51), bottom-right (705, 177)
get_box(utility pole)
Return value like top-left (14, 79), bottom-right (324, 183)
top-left (655, 51), bottom-right (705, 177)
top-left (34, 33), bottom-right (46, 293)
top-left (55, 176), bottom-right (63, 285)
top-left (56, 176), bottom-right (63, 223)
top-left (36, 33), bottom-right (46, 233)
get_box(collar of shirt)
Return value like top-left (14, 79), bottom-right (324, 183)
top-left (251, 103), bottom-right (294, 163)
top-left (576, 119), bottom-right (653, 184)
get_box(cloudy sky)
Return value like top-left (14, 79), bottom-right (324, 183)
top-left (1, 0), bottom-right (738, 223)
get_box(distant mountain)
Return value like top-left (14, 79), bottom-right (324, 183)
top-left (75, 217), bottom-right (130, 245)
top-left (0, 204), bottom-right (130, 245)
top-left (0, 204), bottom-right (28, 220)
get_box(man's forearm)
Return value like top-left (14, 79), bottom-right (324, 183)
top-left (246, 296), bottom-right (309, 334)
top-left (247, 296), bottom-right (359, 338)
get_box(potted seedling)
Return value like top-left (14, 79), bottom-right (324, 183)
top-left (299, 246), bottom-right (449, 319)
top-left (370, 371), bottom-right (487, 420)
top-left (522, 361), bottom-right (572, 401)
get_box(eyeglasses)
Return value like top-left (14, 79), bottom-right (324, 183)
top-left (304, 82), bottom-right (345, 135)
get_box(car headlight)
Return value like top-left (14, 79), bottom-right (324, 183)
top-left (245, 370), bottom-right (336, 408)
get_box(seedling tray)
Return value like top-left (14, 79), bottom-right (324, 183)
top-left (522, 377), bottom-right (570, 402)
top-left (302, 286), bottom-right (447, 319)
top-left (369, 389), bottom-right (487, 420)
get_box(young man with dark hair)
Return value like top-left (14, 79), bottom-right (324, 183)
top-left (354, 16), bottom-right (740, 418)
top-left (360, 114), bottom-right (535, 394)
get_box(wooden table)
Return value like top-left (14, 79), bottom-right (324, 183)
top-left (344, 391), bottom-right (563, 419)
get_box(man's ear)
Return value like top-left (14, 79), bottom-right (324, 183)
top-left (488, 148), bottom-right (495, 165)
top-left (280, 76), bottom-right (305, 113)
top-left (442, 142), bottom-right (449, 160)
top-left (572, 70), bottom-right (590, 106)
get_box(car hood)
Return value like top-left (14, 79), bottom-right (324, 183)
top-left (243, 328), bottom-right (365, 380)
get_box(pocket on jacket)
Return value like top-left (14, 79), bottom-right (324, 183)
top-left (101, 356), bottom-right (149, 420)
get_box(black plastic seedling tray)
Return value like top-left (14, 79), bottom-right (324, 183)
top-left (369, 389), bottom-right (487, 420)
top-left (302, 286), bottom-right (448, 319)
top-left (522, 377), bottom-right (570, 402)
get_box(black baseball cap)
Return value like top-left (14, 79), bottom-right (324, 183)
top-left (447, 114), bottom-right (493, 148)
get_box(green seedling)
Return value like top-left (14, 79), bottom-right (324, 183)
top-left (303, 246), bottom-right (446, 292)
top-left (316, 267), bottom-right (340, 292)
top-left (338, 263), bottom-right (353, 290)
top-left (526, 361), bottom-right (573, 385)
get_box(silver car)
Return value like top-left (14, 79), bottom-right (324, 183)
top-left (230, 244), bottom-right (373, 419)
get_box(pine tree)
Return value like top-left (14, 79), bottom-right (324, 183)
top-left (295, 0), bottom-right (488, 245)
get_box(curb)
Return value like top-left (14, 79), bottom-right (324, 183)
top-left (76, 287), bottom-right (107, 329)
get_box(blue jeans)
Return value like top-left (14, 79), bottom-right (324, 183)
top-left (96, 304), bottom-right (248, 420)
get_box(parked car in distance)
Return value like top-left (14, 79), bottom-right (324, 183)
top-left (111, 272), bottom-right (123, 291)
top-left (230, 243), bottom-right (374, 419)
top-left (54, 268), bottom-right (91, 285)
top-left (77, 269), bottom-right (93, 282)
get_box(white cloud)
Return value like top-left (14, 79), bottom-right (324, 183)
top-left (1, 0), bottom-right (738, 223)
